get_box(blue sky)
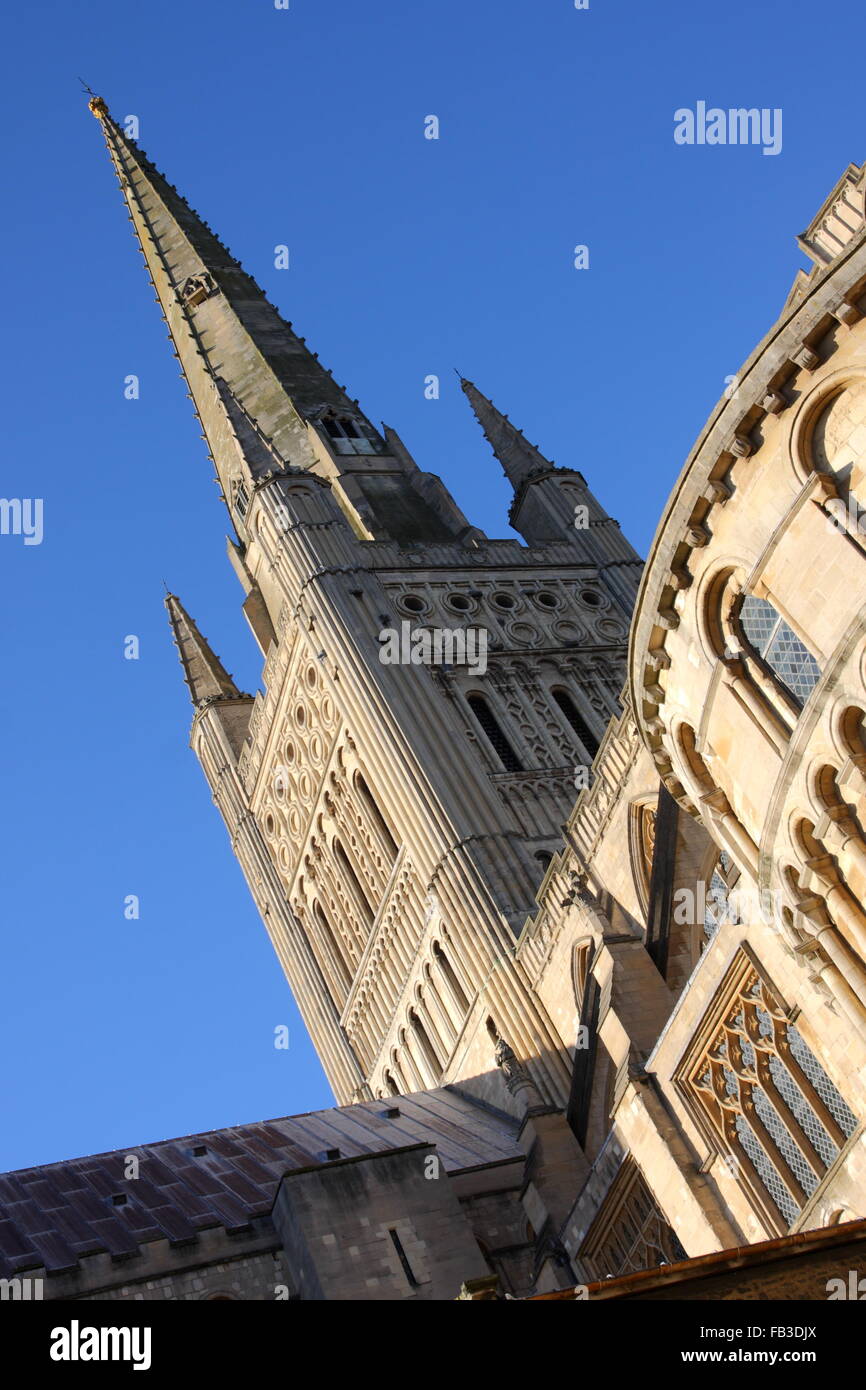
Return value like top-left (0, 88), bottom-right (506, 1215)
top-left (0, 0), bottom-right (862, 1170)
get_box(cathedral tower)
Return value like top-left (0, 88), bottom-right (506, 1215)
top-left (91, 97), bottom-right (642, 1112)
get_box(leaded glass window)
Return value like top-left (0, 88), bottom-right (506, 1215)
top-left (580, 1160), bottom-right (686, 1280)
top-left (701, 851), bottom-right (741, 951)
top-left (739, 594), bottom-right (821, 707)
top-left (681, 956), bottom-right (857, 1232)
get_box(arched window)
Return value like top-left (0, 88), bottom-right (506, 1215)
top-left (535, 850), bottom-right (553, 873)
top-left (408, 1008), bottom-right (442, 1080)
top-left (424, 962), bottom-right (458, 1044)
top-left (333, 838), bottom-right (375, 929)
top-left (551, 688), bottom-right (599, 757)
top-left (737, 594), bottom-right (821, 708)
top-left (383, 1069), bottom-right (400, 1097)
top-left (322, 413), bottom-right (357, 440)
top-left (467, 694), bottom-right (523, 772)
top-left (234, 480), bottom-right (250, 520)
top-left (355, 771), bottom-right (399, 862)
top-left (432, 941), bottom-right (470, 1013)
top-left (320, 413), bottom-right (380, 455)
top-left (313, 901), bottom-right (353, 998)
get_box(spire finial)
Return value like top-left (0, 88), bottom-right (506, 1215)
top-left (460, 376), bottom-right (551, 490)
top-left (79, 77), bottom-right (108, 119)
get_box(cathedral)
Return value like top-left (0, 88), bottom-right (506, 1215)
top-left (2, 102), bottom-right (866, 1302)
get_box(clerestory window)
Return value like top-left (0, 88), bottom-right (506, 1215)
top-left (737, 595), bottom-right (821, 708)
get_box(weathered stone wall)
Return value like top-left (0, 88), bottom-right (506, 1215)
top-left (271, 1144), bottom-right (491, 1300)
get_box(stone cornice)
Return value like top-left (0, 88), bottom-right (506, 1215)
top-left (628, 219), bottom-right (866, 776)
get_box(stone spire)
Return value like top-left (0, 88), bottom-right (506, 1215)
top-left (89, 96), bottom-right (479, 548)
top-left (459, 373), bottom-right (613, 512)
top-left (164, 593), bottom-right (245, 707)
top-left (460, 376), bottom-right (642, 592)
top-left (89, 96), bottom-right (357, 439)
top-left (460, 376), bottom-right (553, 490)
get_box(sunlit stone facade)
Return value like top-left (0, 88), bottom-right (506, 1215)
top-left (3, 111), bottom-right (864, 1301)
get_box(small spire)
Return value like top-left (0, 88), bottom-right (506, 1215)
top-left (460, 376), bottom-right (551, 490)
top-left (164, 593), bottom-right (245, 707)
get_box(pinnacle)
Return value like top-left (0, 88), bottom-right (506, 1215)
top-left (164, 593), bottom-right (246, 707)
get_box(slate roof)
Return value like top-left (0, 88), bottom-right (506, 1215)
top-left (0, 1088), bottom-right (521, 1277)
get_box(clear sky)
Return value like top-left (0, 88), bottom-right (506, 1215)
top-left (1, 0), bottom-right (862, 1170)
